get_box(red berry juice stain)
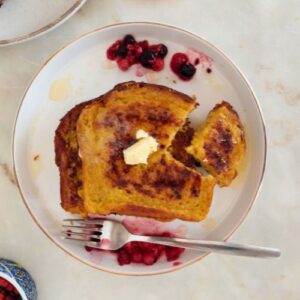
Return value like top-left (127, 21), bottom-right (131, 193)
top-left (100, 238), bottom-right (111, 249)
top-left (122, 216), bottom-right (167, 235)
top-left (186, 48), bottom-right (213, 68)
top-left (173, 261), bottom-right (182, 267)
top-left (85, 245), bottom-right (105, 264)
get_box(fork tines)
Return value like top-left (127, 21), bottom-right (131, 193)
top-left (61, 218), bottom-right (104, 247)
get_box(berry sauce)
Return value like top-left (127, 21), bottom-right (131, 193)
top-left (0, 277), bottom-right (21, 300)
top-left (106, 34), bottom-right (168, 72)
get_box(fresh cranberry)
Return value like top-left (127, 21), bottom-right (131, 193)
top-left (134, 45), bottom-right (143, 57)
top-left (156, 244), bottom-right (165, 254)
top-left (106, 40), bottom-right (122, 60)
top-left (152, 58), bottom-right (164, 71)
top-left (178, 63), bottom-right (196, 80)
top-left (138, 40), bottom-right (149, 50)
top-left (123, 242), bottom-right (134, 254)
top-left (165, 246), bottom-right (185, 261)
top-left (140, 50), bottom-right (156, 68)
top-left (127, 44), bottom-right (143, 59)
top-left (131, 252), bottom-right (143, 263)
top-left (117, 58), bottom-right (130, 71)
top-left (170, 53), bottom-right (189, 73)
top-left (143, 252), bottom-right (156, 265)
top-left (123, 34), bottom-right (136, 45)
top-left (138, 241), bottom-right (154, 251)
top-left (117, 250), bottom-right (131, 265)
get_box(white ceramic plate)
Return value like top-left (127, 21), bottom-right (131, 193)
top-left (0, 0), bottom-right (86, 46)
top-left (13, 22), bottom-right (266, 275)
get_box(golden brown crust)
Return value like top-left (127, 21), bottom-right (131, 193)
top-left (54, 99), bottom-right (100, 215)
top-left (187, 101), bottom-right (245, 186)
top-left (169, 121), bottom-right (196, 168)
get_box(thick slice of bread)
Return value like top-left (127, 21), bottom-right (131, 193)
top-left (186, 101), bottom-right (245, 186)
top-left (76, 82), bottom-right (215, 221)
top-left (54, 99), bottom-right (99, 216)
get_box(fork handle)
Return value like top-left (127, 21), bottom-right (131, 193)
top-left (129, 235), bottom-right (281, 258)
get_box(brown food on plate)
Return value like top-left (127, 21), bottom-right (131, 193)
top-left (54, 99), bottom-right (101, 216)
top-left (186, 101), bottom-right (245, 186)
top-left (169, 121), bottom-right (196, 168)
top-left (55, 82), bottom-right (216, 221)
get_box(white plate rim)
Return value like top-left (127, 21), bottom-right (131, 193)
top-left (0, 0), bottom-right (86, 46)
top-left (12, 21), bottom-right (267, 276)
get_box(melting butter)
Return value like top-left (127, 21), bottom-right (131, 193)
top-left (123, 130), bottom-right (158, 165)
top-left (136, 129), bottom-right (149, 139)
top-left (49, 79), bottom-right (72, 101)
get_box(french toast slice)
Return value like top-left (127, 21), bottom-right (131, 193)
top-left (186, 101), bottom-right (245, 186)
top-left (76, 82), bottom-right (215, 221)
top-left (54, 99), bottom-right (100, 216)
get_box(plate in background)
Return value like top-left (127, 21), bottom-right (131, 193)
top-left (0, 0), bottom-right (86, 46)
top-left (13, 22), bottom-right (266, 275)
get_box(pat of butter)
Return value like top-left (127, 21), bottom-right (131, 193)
top-left (123, 133), bottom-right (158, 165)
top-left (136, 129), bottom-right (149, 139)
top-left (49, 79), bottom-right (72, 101)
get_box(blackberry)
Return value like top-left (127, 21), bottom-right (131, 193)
top-left (158, 44), bottom-right (168, 58)
top-left (178, 63), bottom-right (196, 79)
top-left (116, 44), bottom-right (128, 57)
top-left (140, 50), bottom-right (156, 68)
top-left (123, 34), bottom-right (135, 45)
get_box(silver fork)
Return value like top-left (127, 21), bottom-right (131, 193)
top-left (62, 219), bottom-right (281, 258)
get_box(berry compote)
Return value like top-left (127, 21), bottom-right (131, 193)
top-left (106, 34), bottom-right (168, 72)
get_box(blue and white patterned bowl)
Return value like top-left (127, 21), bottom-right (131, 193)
top-left (0, 259), bottom-right (37, 300)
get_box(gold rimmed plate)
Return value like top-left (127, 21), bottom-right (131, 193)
top-left (13, 22), bottom-right (266, 275)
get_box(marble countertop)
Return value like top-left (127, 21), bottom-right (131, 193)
top-left (0, 0), bottom-right (299, 299)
